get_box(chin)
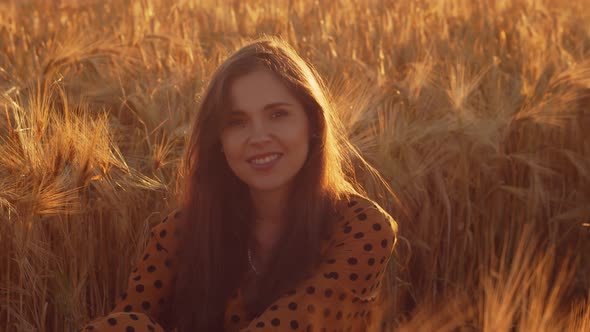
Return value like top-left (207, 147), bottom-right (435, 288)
top-left (248, 182), bottom-right (286, 193)
top-left (245, 178), bottom-right (292, 193)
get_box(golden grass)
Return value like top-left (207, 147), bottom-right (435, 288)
top-left (1, 0), bottom-right (589, 331)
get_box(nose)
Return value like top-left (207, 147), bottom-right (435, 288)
top-left (248, 121), bottom-right (272, 144)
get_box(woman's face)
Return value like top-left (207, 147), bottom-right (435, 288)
top-left (220, 69), bottom-right (311, 195)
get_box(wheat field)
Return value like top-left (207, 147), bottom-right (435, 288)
top-left (1, 0), bottom-right (589, 331)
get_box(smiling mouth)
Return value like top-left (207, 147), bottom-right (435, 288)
top-left (249, 153), bottom-right (283, 165)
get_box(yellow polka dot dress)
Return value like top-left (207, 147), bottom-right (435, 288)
top-left (79, 195), bottom-right (398, 331)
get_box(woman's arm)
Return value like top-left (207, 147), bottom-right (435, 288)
top-left (78, 210), bottom-right (183, 332)
top-left (236, 199), bottom-right (398, 331)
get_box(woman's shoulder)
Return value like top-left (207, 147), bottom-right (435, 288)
top-left (148, 208), bottom-right (187, 249)
top-left (334, 195), bottom-right (397, 249)
top-left (335, 193), bottom-right (395, 221)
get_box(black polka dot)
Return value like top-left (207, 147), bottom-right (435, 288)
top-left (324, 289), bottom-right (333, 298)
top-left (290, 320), bottom-right (299, 329)
top-left (349, 273), bottom-right (358, 281)
top-left (135, 284), bottom-right (144, 292)
top-left (361, 288), bottom-right (367, 294)
top-left (373, 223), bottom-right (382, 231)
top-left (132, 275), bottom-right (141, 281)
top-left (307, 304), bottom-right (316, 313)
top-left (343, 226), bottom-right (352, 234)
top-left (107, 318), bottom-right (117, 325)
top-left (339, 293), bottom-right (347, 301)
top-left (368, 258), bottom-right (375, 265)
top-left (142, 301), bottom-right (151, 310)
top-left (354, 207), bottom-right (363, 213)
top-left (160, 229), bottom-right (167, 238)
top-left (129, 313), bottom-right (138, 320)
top-left (364, 244), bottom-right (373, 251)
top-left (357, 213), bottom-right (367, 220)
top-left (348, 200), bottom-right (357, 207)
top-left (231, 315), bottom-right (240, 323)
top-left (271, 318), bottom-right (281, 326)
top-left (126, 327), bottom-right (135, 332)
top-left (354, 232), bottom-right (364, 239)
top-left (143, 253), bottom-right (150, 261)
top-left (324, 272), bottom-right (339, 280)
top-left (154, 280), bottom-right (163, 288)
top-left (323, 308), bottom-right (331, 317)
top-left (156, 242), bottom-right (167, 252)
top-left (381, 239), bottom-right (388, 248)
top-left (147, 265), bottom-right (156, 273)
top-left (147, 325), bottom-right (155, 331)
top-left (123, 304), bottom-right (132, 312)
top-left (270, 304), bottom-right (279, 311)
top-left (164, 259), bottom-right (172, 268)
top-left (306, 286), bottom-right (315, 294)
top-left (288, 302), bottom-right (298, 310)
top-left (256, 321), bottom-right (265, 328)
top-left (120, 292), bottom-right (128, 300)
top-left (347, 257), bottom-right (358, 265)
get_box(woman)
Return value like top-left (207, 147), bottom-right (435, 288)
top-left (80, 36), bottom-right (398, 332)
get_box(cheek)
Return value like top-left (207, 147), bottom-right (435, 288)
top-left (294, 121), bottom-right (311, 150)
top-left (221, 134), bottom-right (243, 161)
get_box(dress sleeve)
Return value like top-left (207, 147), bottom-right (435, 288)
top-left (78, 210), bottom-right (183, 332)
top-left (239, 199), bottom-right (398, 331)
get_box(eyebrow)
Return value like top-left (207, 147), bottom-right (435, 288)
top-left (229, 102), bottom-right (292, 115)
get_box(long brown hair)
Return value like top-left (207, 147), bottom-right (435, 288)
top-left (170, 36), bottom-right (394, 331)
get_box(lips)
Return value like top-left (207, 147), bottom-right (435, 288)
top-left (247, 152), bottom-right (283, 163)
top-left (248, 153), bottom-right (283, 171)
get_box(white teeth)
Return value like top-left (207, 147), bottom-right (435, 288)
top-left (251, 154), bottom-right (280, 165)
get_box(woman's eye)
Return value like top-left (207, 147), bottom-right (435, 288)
top-left (271, 110), bottom-right (288, 118)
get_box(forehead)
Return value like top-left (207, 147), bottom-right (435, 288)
top-left (228, 69), bottom-right (300, 113)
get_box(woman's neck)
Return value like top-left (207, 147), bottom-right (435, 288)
top-left (249, 187), bottom-right (289, 223)
top-left (249, 185), bottom-right (291, 263)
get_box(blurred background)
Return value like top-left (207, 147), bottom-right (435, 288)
top-left (0, 0), bottom-right (589, 331)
